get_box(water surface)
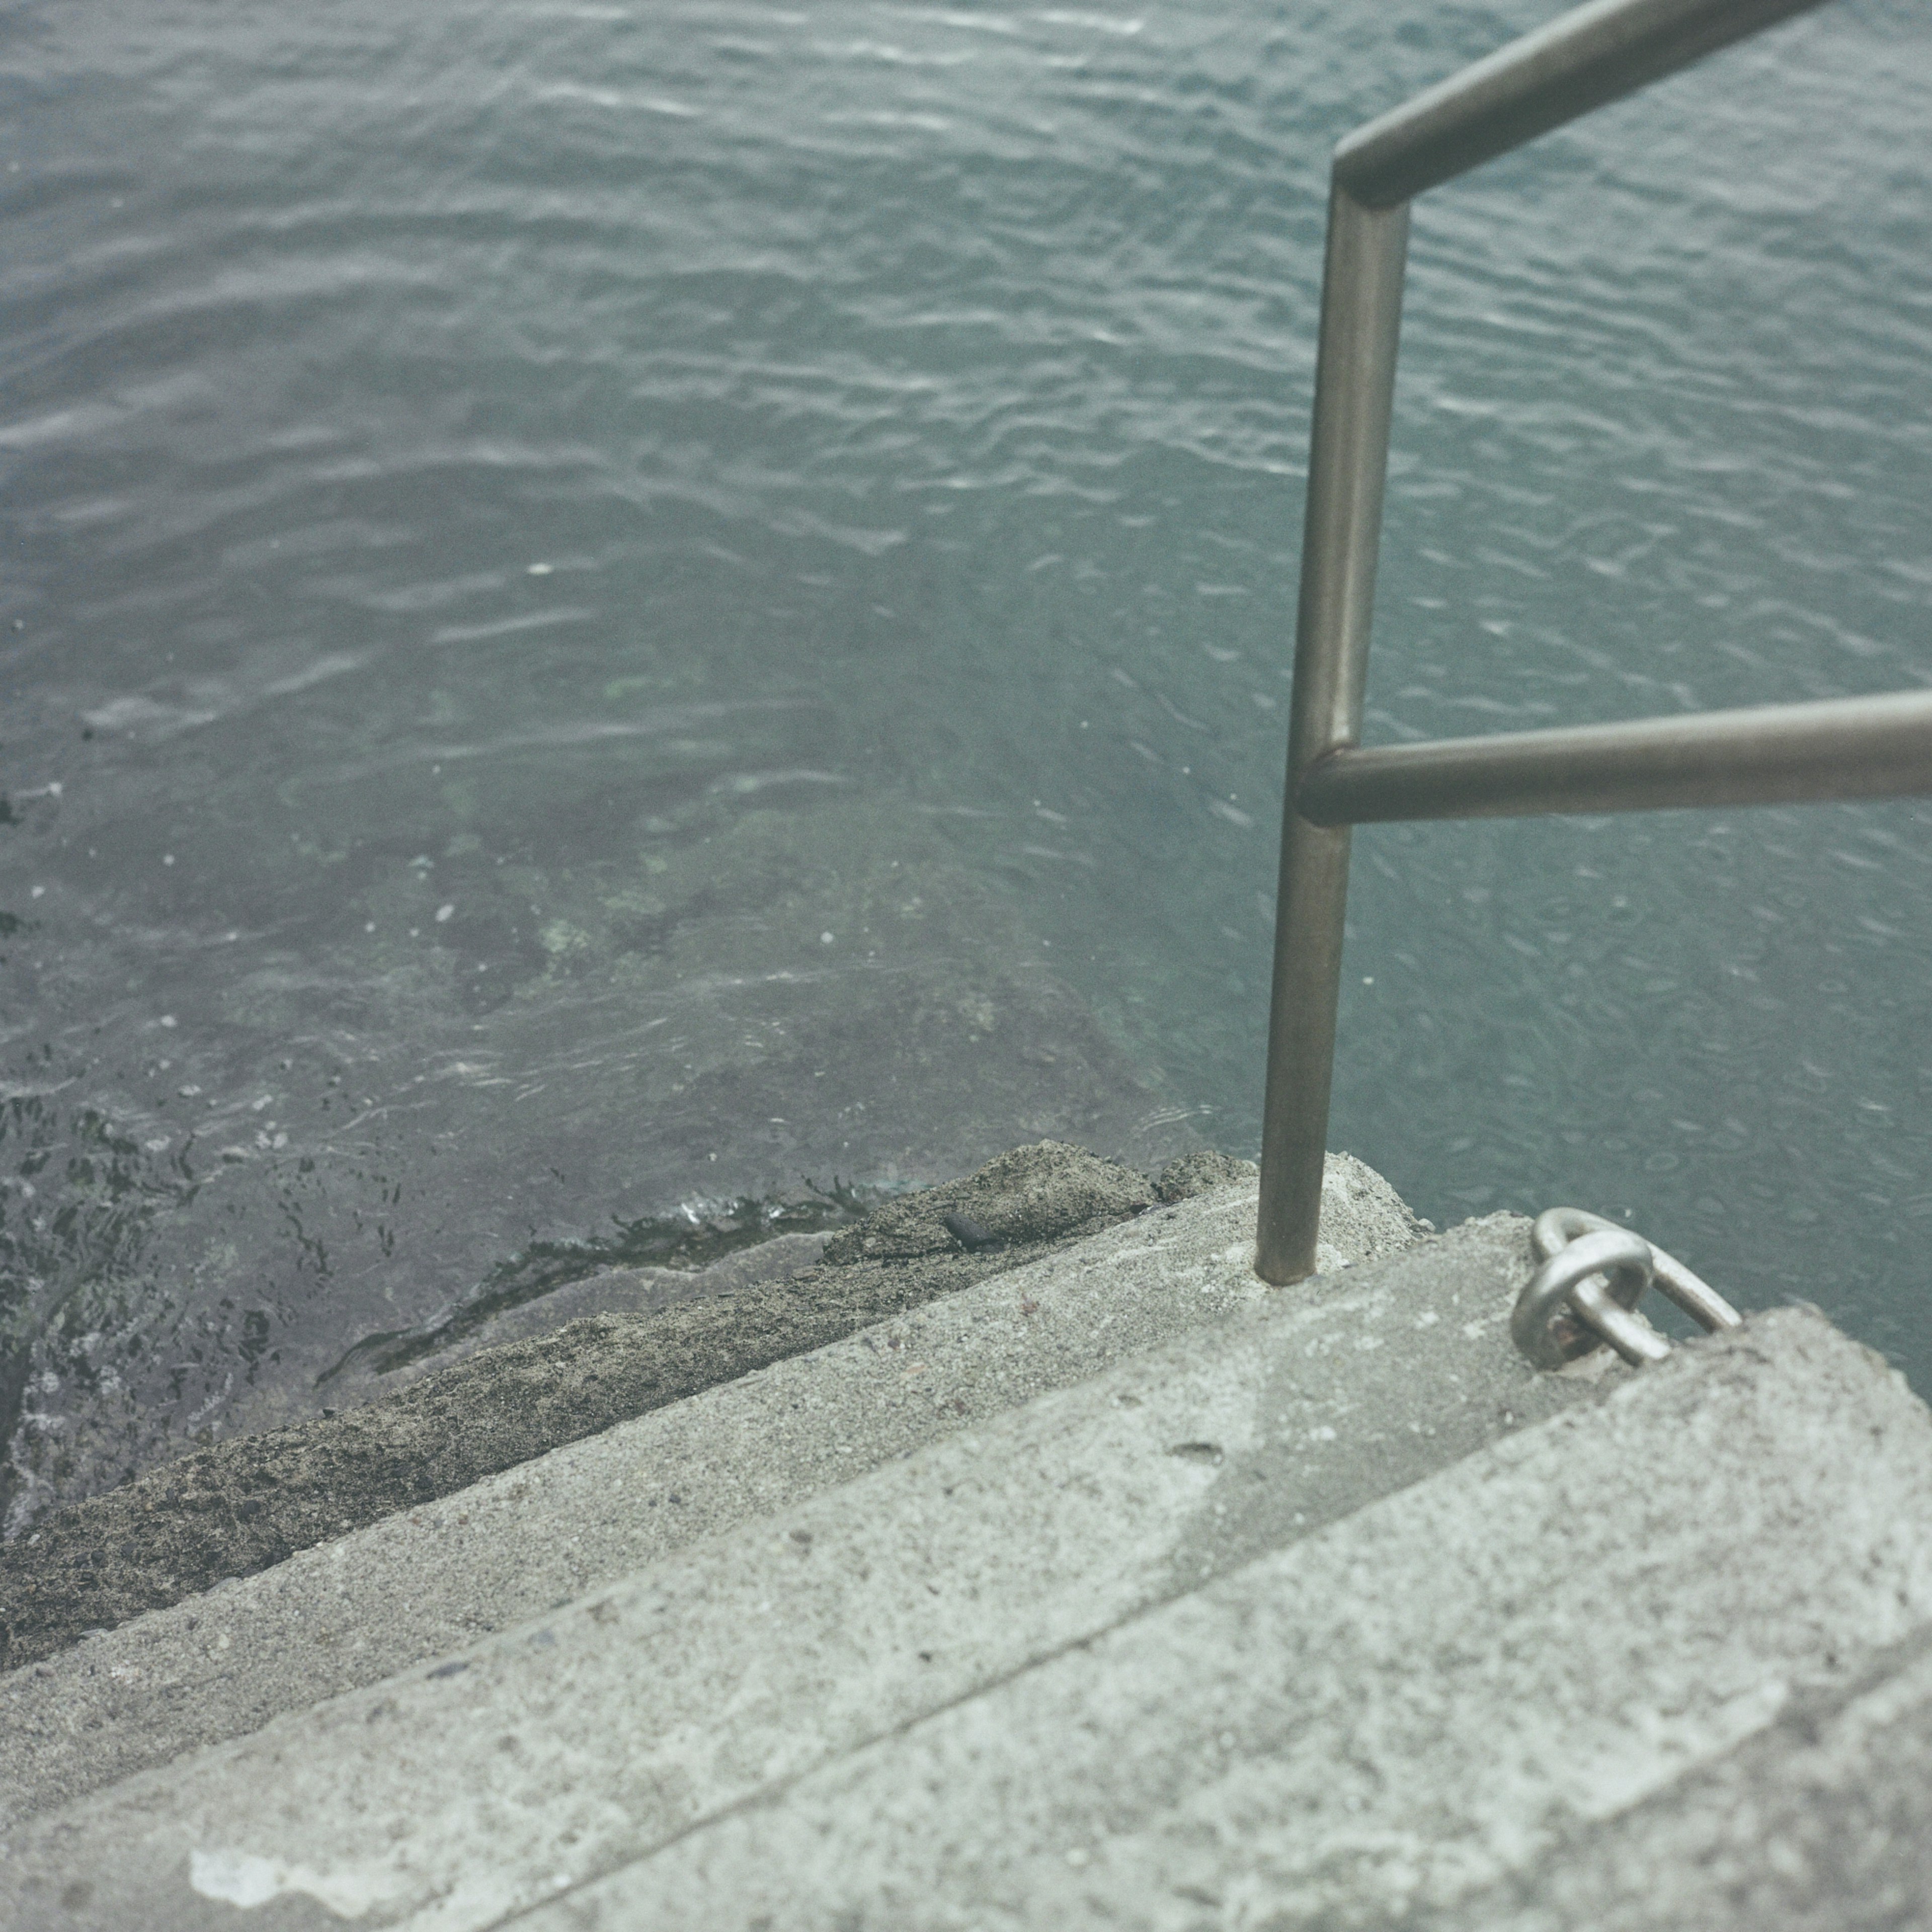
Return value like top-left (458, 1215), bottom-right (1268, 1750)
top-left (3, 0), bottom-right (1928, 1524)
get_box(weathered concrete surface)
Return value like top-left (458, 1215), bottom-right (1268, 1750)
top-left (1153, 1148), bottom-right (1265, 1202)
top-left (0, 1208), bottom-right (1597, 1926)
top-left (0, 1151), bottom-right (1421, 1824)
top-left (512, 1311), bottom-right (1932, 1932)
top-left (1407, 1620), bottom-right (1932, 1932)
top-left (7, 1142), bottom-right (1394, 1676)
top-left (819, 1136), bottom-right (1159, 1260)
top-left (312, 1227), bottom-right (836, 1403)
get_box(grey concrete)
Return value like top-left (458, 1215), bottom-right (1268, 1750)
top-left (0, 1153), bottom-right (1421, 1826)
top-left (0, 1207), bottom-right (1601, 1926)
top-left (7, 1142), bottom-right (1374, 1675)
top-left (1406, 1620), bottom-right (1932, 1932)
top-left (519, 1310), bottom-right (1932, 1932)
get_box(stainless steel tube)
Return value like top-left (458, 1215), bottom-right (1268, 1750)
top-left (1334, 0), bottom-right (1830, 209)
top-left (1297, 689), bottom-right (1932, 824)
top-left (1255, 0), bottom-right (1858, 1287)
top-left (1255, 188), bottom-right (1409, 1287)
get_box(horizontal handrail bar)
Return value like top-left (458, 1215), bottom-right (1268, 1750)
top-left (1297, 688), bottom-right (1932, 824)
top-left (1334, 0), bottom-right (1827, 208)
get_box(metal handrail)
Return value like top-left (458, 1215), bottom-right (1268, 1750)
top-left (1256, 0), bottom-right (1932, 1285)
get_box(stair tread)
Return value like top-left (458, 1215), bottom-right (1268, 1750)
top-left (0, 1157), bottom-right (1416, 1825)
top-left (5, 1207), bottom-right (1594, 1925)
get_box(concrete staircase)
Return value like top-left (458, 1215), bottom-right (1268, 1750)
top-left (6, 1165), bottom-right (1932, 1929)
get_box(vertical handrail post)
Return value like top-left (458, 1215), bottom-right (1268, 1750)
top-left (1254, 0), bottom-right (1852, 1286)
top-left (1255, 185), bottom-right (1410, 1284)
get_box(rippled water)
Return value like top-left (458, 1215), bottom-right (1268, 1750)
top-left (3, 0), bottom-right (1928, 1523)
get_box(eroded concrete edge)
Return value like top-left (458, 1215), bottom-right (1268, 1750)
top-left (3, 1209), bottom-right (1579, 1928)
top-left (0, 1141), bottom-right (1272, 1672)
top-left (1, 1153), bottom-right (1419, 1823)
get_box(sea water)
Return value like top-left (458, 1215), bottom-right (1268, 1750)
top-left (2, 0), bottom-right (1927, 1523)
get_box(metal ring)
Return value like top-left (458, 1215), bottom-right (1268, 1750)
top-left (1532, 1208), bottom-right (1742, 1338)
top-left (1565, 1267), bottom-right (1674, 1369)
top-left (1511, 1227), bottom-right (1657, 1371)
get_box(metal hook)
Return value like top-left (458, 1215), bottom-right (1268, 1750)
top-left (1512, 1209), bottom-right (1742, 1371)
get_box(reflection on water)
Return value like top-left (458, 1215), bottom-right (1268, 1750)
top-left (2, 0), bottom-right (1928, 1522)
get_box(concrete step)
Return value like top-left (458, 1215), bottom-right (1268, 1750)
top-left (521, 1307), bottom-right (1932, 1932)
top-left (2, 1208), bottom-right (1607, 1927)
top-left (1416, 1616), bottom-right (1932, 1932)
top-left (2, 1140), bottom-right (1260, 1677)
top-left (0, 1154), bottom-right (1418, 1825)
